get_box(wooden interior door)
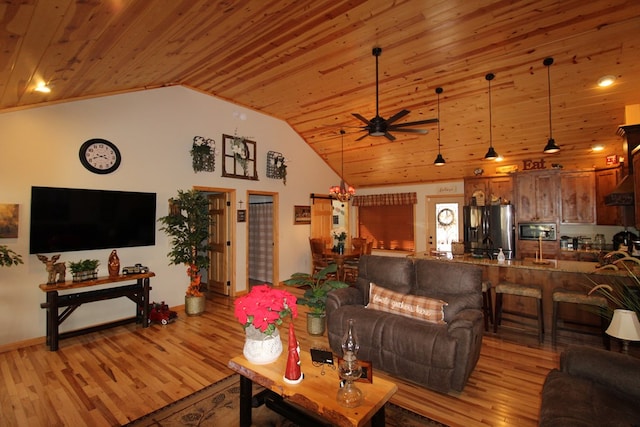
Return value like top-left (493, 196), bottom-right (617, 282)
top-left (208, 193), bottom-right (228, 295)
top-left (310, 196), bottom-right (333, 248)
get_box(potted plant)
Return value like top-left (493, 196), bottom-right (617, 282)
top-left (68, 259), bottom-right (100, 281)
top-left (0, 245), bottom-right (23, 267)
top-left (283, 263), bottom-right (349, 335)
top-left (234, 284), bottom-right (298, 364)
top-left (158, 189), bottom-right (211, 316)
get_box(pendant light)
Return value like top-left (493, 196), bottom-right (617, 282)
top-left (329, 129), bottom-right (356, 202)
top-left (543, 57), bottom-right (560, 154)
top-left (484, 73), bottom-right (499, 160)
top-left (433, 87), bottom-right (445, 166)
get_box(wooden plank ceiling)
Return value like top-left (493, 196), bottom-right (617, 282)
top-left (2, 0), bottom-right (640, 187)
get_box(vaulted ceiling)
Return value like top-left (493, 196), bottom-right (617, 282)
top-left (3, 0), bottom-right (640, 187)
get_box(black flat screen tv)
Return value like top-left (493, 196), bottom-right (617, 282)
top-left (30, 186), bottom-right (157, 254)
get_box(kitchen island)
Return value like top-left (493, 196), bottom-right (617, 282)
top-left (412, 253), bottom-right (632, 345)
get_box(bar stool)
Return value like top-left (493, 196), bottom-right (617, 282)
top-left (494, 282), bottom-right (544, 343)
top-left (481, 280), bottom-right (493, 331)
top-left (551, 288), bottom-right (610, 349)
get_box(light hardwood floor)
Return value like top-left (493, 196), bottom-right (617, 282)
top-left (0, 289), bottom-right (614, 427)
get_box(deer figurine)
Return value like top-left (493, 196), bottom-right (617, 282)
top-left (37, 254), bottom-right (66, 284)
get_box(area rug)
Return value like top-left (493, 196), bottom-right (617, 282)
top-left (124, 374), bottom-right (447, 427)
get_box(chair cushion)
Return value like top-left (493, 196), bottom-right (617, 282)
top-left (366, 282), bottom-right (447, 324)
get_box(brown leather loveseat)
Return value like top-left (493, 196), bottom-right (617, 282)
top-left (326, 255), bottom-right (484, 393)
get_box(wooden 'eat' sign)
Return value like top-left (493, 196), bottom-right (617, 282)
top-left (522, 159), bottom-right (547, 170)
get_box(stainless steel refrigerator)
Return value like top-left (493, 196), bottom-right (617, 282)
top-left (463, 204), bottom-right (516, 259)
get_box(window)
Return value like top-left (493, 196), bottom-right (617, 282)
top-left (353, 192), bottom-right (417, 251)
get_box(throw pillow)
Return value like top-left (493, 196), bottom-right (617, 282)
top-left (366, 282), bottom-right (448, 324)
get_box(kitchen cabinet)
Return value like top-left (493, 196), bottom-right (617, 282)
top-left (514, 171), bottom-right (560, 222)
top-left (595, 167), bottom-right (622, 225)
top-left (463, 176), bottom-right (513, 206)
top-left (560, 171), bottom-right (595, 224)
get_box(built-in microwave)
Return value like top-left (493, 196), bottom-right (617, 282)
top-left (518, 223), bottom-right (557, 241)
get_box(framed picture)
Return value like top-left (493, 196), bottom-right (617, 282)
top-left (338, 357), bottom-right (373, 383)
top-left (237, 209), bottom-right (247, 223)
top-left (0, 204), bottom-right (19, 238)
top-left (294, 205), bottom-right (311, 224)
top-left (222, 134), bottom-right (258, 180)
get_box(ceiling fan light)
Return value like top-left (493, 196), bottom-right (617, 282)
top-left (484, 146), bottom-right (499, 160)
top-left (543, 138), bottom-right (560, 154)
top-left (433, 153), bottom-right (446, 166)
top-left (370, 131), bottom-right (385, 137)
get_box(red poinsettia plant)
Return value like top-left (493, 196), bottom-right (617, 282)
top-left (234, 285), bottom-right (298, 335)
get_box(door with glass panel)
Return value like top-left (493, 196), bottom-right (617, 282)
top-left (426, 196), bottom-right (464, 255)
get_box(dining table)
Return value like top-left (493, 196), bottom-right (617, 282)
top-left (322, 247), bottom-right (360, 281)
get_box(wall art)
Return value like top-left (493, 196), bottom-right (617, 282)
top-left (266, 151), bottom-right (287, 185)
top-left (0, 204), bottom-right (19, 238)
top-left (294, 205), bottom-right (311, 225)
top-left (222, 134), bottom-right (258, 180)
top-left (190, 136), bottom-right (216, 172)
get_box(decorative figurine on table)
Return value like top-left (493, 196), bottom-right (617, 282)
top-left (36, 254), bottom-right (66, 284)
top-left (108, 250), bottom-right (120, 277)
top-left (283, 322), bottom-right (303, 384)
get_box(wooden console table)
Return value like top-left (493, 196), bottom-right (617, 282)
top-left (39, 272), bottom-right (154, 351)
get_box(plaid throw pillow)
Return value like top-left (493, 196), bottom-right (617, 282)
top-left (366, 282), bottom-right (447, 324)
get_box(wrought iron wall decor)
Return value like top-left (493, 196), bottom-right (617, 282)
top-left (266, 151), bottom-right (287, 185)
top-left (222, 134), bottom-right (258, 180)
top-left (190, 136), bottom-right (216, 172)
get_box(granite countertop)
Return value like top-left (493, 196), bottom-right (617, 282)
top-left (413, 252), bottom-right (617, 275)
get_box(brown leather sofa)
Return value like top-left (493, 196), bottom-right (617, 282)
top-left (539, 345), bottom-right (640, 426)
top-left (326, 255), bottom-right (484, 393)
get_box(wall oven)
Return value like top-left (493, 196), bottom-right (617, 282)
top-left (518, 223), bottom-right (557, 241)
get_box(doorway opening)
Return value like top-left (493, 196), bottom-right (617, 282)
top-left (247, 191), bottom-right (279, 289)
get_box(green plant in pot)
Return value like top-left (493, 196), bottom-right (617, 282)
top-left (158, 189), bottom-right (211, 316)
top-left (68, 259), bottom-right (100, 281)
top-left (283, 263), bottom-right (349, 335)
top-left (0, 245), bottom-right (23, 267)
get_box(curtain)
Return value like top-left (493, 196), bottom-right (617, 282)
top-left (352, 192), bottom-right (417, 207)
top-left (249, 203), bottom-right (273, 283)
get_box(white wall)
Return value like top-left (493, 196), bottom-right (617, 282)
top-left (0, 86), bottom-right (339, 346)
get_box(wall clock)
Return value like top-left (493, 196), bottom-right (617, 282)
top-left (79, 138), bottom-right (121, 174)
top-left (437, 208), bottom-right (455, 226)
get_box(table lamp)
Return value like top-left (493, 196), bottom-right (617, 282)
top-left (606, 309), bottom-right (640, 354)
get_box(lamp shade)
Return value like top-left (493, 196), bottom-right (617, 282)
top-left (433, 153), bottom-right (445, 166)
top-left (484, 146), bottom-right (499, 160)
top-left (606, 309), bottom-right (640, 341)
top-left (543, 138), bottom-right (560, 154)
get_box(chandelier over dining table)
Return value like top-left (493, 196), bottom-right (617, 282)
top-left (330, 130), bottom-right (356, 202)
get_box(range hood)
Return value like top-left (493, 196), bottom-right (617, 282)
top-left (605, 122), bottom-right (640, 206)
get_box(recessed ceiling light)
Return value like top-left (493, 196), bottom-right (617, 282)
top-left (34, 82), bottom-right (51, 93)
top-left (592, 144), bottom-right (605, 152)
top-left (597, 75), bottom-right (616, 87)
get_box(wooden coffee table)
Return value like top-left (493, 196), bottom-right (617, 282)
top-left (228, 350), bottom-right (397, 427)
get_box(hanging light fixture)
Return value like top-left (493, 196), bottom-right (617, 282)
top-left (329, 130), bottom-right (356, 202)
top-left (433, 87), bottom-right (445, 166)
top-left (543, 57), bottom-right (560, 154)
top-left (484, 73), bottom-right (499, 160)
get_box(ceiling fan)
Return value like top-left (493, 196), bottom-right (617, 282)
top-left (353, 47), bottom-right (438, 141)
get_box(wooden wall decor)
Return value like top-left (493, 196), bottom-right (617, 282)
top-left (222, 134), bottom-right (258, 180)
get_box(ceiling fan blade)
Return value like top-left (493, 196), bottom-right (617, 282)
top-left (385, 109), bottom-right (410, 125)
top-left (389, 118), bottom-right (439, 128)
top-left (389, 128), bottom-right (429, 134)
top-left (355, 132), bottom-right (369, 141)
top-left (384, 132), bottom-right (396, 141)
top-left (352, 113), bottom-right (371, 125)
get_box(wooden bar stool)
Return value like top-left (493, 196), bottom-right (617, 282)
top-left (551, 288), bottom-right (610, 349)
top-left (494, 282), bottom-right (544, 343)
top-left (482, 280), bottom-right (493, 331)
